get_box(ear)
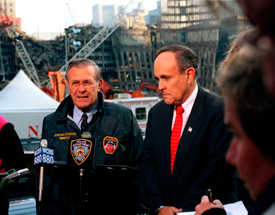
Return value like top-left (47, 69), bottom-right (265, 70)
top-left (185, 68), bottom-right (195, 84)
top-left (65, 79), bottom-right (71, 94)
top-left (98, 79), bottom-right (103, 92)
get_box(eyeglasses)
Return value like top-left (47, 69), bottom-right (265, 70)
top-left (69, 80), bottom-right (97, 89)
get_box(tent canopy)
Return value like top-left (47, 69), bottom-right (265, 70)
top-left (0, 70), bottom-right (60, 112)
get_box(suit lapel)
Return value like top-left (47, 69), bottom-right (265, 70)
top-left (170, 87), bottom-right (205, 184)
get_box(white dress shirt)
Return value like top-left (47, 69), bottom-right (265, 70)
top-left (67, 102), bottom-right (98, 130)
top-left (171, 84), bottom-right (198, 137)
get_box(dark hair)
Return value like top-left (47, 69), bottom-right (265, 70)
top-left (155, 44), bottom-right (198, 77)
top-left (217, 45), bottom-right (275, 161)
top-left (66, 59), bottom-right (102, 81)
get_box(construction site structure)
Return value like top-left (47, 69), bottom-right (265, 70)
top-left (0, 6), bottom-right (41, 87)
top-left (59, 0), bottom-right (143, 73)
top-left (123, 82), bottom-right (158, 98)
top-left (48, 71), bottom-right (66, 102)
top-left (154, 0), bottom-right (250, 92)
top-left (65, 3), bottom-right (78, 25)
top-left (112, 11), bottom-right (156, 92)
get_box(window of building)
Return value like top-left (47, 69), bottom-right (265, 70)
top-left (135, 108), bottom-right (146, 121)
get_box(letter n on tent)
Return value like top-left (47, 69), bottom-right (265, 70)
top-left (28, 125), bottom-right (38, 137)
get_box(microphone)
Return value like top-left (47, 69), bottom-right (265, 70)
top-left (34, 139), bottom-right (54, 165)
top-left (34, 139), bottom-right (54, 214)
top-left (81, 131), bottom-right (92, 138)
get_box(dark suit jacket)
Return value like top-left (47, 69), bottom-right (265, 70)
top-left (139, 86), bottom-right (237, 212)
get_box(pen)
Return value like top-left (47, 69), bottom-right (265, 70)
top-left (207, 188), bottom-right (213, 203)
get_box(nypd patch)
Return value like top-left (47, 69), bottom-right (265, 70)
top-left (70, 139), bottom-right (92, 165)
top-left (103, 136), bottom-right (118, 154)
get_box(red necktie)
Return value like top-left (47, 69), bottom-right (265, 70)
top-left (170, 106), bottom-right (184, 174)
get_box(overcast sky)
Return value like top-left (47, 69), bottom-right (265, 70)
top-left (15, 0), bottom-right (159, 35)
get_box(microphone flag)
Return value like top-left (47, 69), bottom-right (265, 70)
top-left (34, 146), bottom-right (54, 165)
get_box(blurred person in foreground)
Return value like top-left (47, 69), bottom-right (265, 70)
top-left (0, 115), bottom-right (25, 215)
top-left (35, 59), bottom-right (147, 214)
top-left (139, 44), bottom-right (237, 215)
top-left (195, 39), bottom-right (275, 215)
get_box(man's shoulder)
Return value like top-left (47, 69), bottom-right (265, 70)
top-left (198, 88), bottom-right (225, 109)
top-left (44, 112), bottom-right (56, 121)
top-left (151, 99), bottom-right (167, 111)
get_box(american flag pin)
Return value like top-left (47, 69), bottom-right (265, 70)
top-left (188, 127), bottom-right (193, 132)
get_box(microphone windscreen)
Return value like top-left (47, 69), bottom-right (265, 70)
top-left (81, 132), bottom-right (92, 138)
top-left (40, 139), bottom-right (48, 147)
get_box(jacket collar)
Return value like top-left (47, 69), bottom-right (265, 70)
top-left (54, 92), bottom-right (104, 121)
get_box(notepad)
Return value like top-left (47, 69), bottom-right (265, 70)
top-left (176, 201), bottom-right (248, 215)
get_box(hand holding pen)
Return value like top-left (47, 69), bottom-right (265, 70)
top-left (194, 189), bottom-right (225, 215)
top-left (207, 189), bottom-right (213, 203)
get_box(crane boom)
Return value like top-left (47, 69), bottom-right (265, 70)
top-left (65, 3), bottom-right (78, 25)
top-left (0, 6), bottom-right (41, 87)
top-left (59, 0), bottom-right (142, 72)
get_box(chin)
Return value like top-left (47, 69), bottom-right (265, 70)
top-left (244, 182), bottom-right (259, 202)
top-left (163, 98), bottom-right (173, 105)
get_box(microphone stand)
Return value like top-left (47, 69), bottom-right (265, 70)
top-left (79, 168), bottom-right (84, 200)
top-left (78, 132), bottom-right (92, 206)
top-left (38, 139), bottom-right (47, 215)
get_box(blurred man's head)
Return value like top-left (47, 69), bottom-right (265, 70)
top-left (217, 45), bottom-right (275, 201)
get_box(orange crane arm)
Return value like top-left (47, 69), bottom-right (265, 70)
top-left (139, 82), bottom-right (158, 91)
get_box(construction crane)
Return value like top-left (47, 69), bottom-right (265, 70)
top-left (0, 6), bottom-right (41, 87)
top-left (46, 0), bottom-right (143, 101)
top-left (65, 2), bottom-right (78, 25)
top-left (0, 42), bottom-right (5, 81)
top-left (59, 0), bottom-right (143, 72)
top-left (124, 82), bottom-right (158, 98)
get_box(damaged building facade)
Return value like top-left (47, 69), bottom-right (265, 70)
top-left (111, 13), bottom-right (155, 91)
top-left (154, 0), bottom-right (251, 92)
top-left (0, 32), bottom-right (15, 84)
top-left (0, 0), bottom-right (251, 94)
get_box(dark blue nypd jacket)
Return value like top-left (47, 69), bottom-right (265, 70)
top-left (35, 93), bottom-right (148, 214)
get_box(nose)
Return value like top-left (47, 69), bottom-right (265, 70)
top-left (158, 80), bottom-right (165, 92)
top-left (225, 138), bottom-right (237, 167)
top-left (78, 83), bottom-right (86, 92)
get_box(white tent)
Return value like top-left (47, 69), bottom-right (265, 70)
top-left (0, 70), bottom-right (60, 139)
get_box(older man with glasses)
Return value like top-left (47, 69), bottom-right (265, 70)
top-left (35, 59), bottom-right (148, 215)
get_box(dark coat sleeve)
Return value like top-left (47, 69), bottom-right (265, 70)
top-left (138, 107), bottom-right (166, 211)
top-left (202, 208), bottom-right (227, 215)
top-left (127, 110), bottom-right (149, 213)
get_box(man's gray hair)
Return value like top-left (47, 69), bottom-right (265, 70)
top-left (155, 44), bottom-right (198, 77)
top-left (66, 59), bottom-right (102, 81)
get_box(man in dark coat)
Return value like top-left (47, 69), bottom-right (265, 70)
top-left (139, 44), bottom-right (237, 214)
top-left (35, 59), bottom-right (147, 214)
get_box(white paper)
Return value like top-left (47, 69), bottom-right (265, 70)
top-left (176, 201), bottom-right (248, 215)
